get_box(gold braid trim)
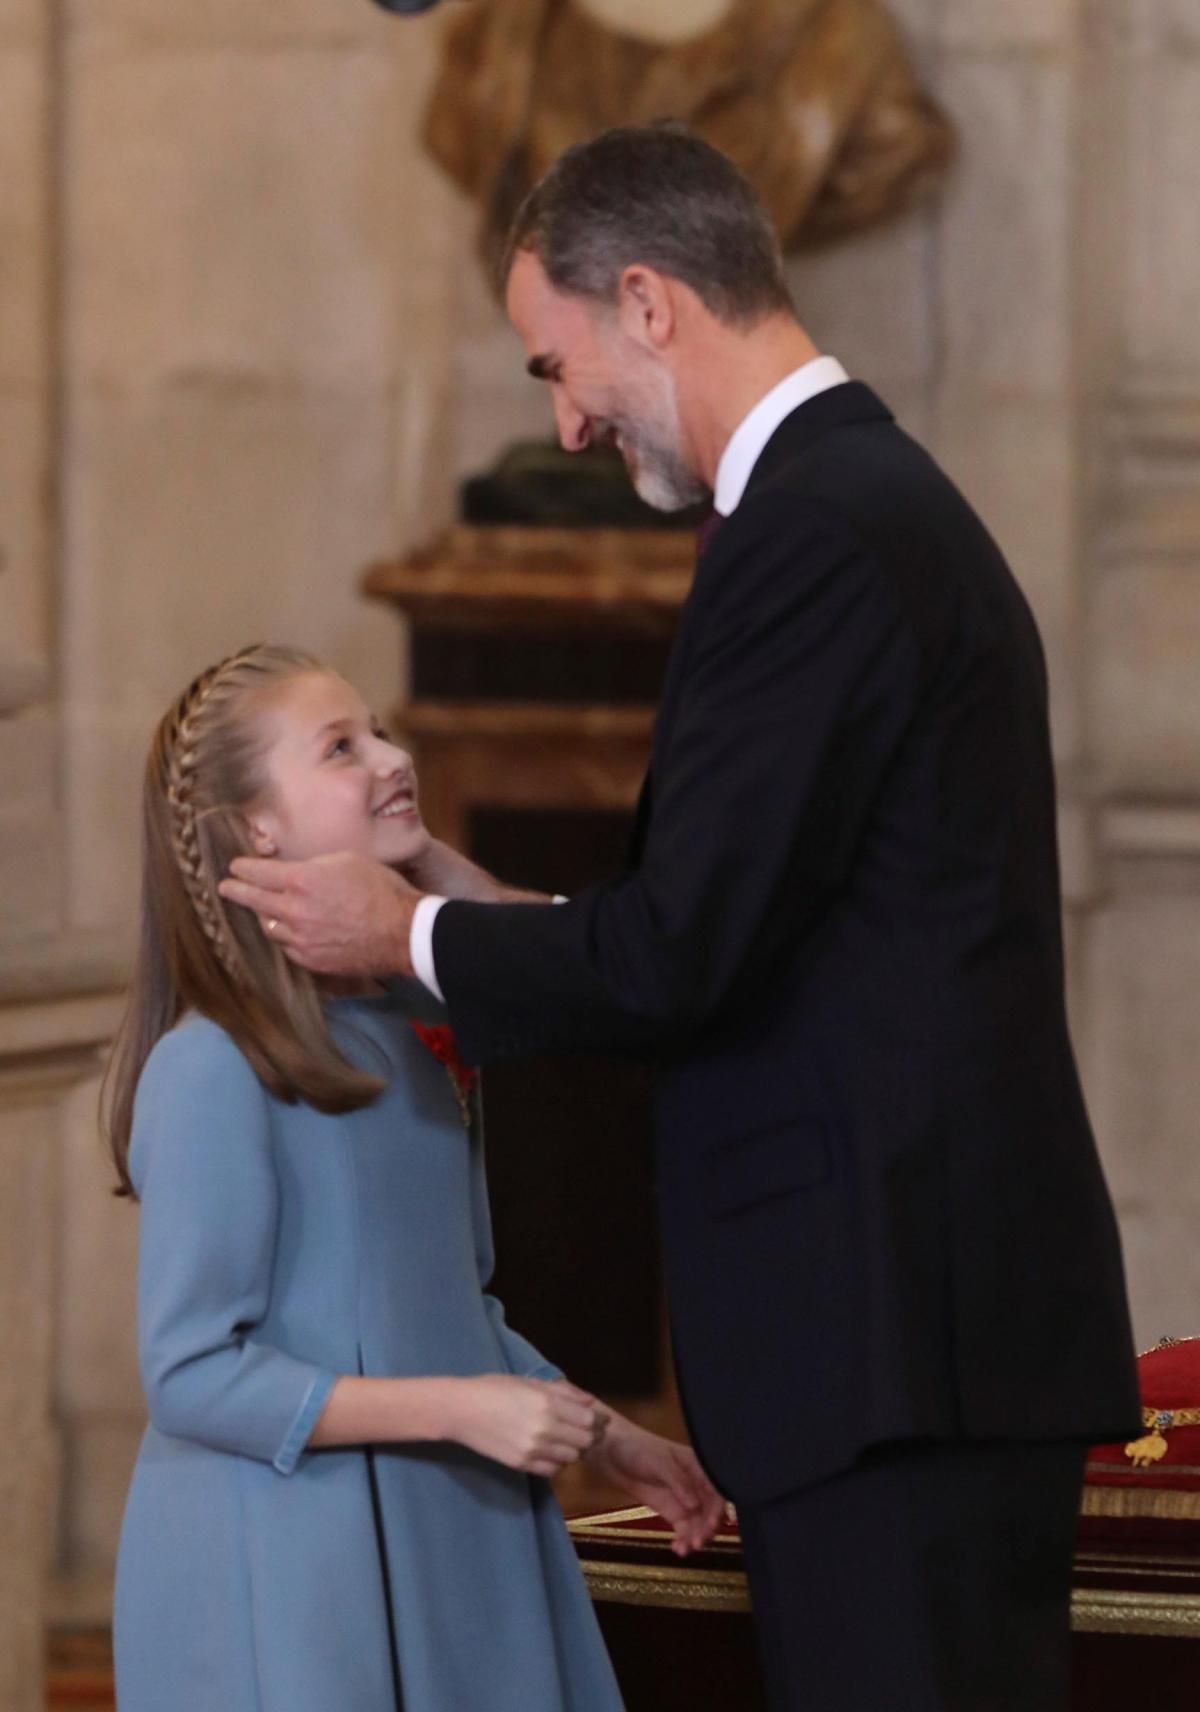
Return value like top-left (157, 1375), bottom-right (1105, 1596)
top-left (1140, 1408), bottom-right (1200, 1429)
top-left (163, 650), bottom-right (261, 982)
top-left (1081, 1485), bottom-right (1200, 1522)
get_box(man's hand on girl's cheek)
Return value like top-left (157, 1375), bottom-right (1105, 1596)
top-left (220, 852), bottom-right (420, 979)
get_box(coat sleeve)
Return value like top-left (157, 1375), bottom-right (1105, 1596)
top-left (129, 1022), bottom-right (337, 1474)
top-left (466, 1090), bottom-right (563, 1382)
top-left (434, 495), bottom-right (924, 1064)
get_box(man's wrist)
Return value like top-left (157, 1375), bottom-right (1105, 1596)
top-left (410, 892), bottom-right (448, 999)
top-left (385, 874), bottom-right (419, 978)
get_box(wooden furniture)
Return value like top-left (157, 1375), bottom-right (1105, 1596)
top-left (568, 1505), bottom-right (1200, 1712)
top-left (41, 1527), bottom-right (1199, 1712)
top-left (365, 525), bottom-right (695, 1399)
top-left (364, 525), bottom-right (691, 848)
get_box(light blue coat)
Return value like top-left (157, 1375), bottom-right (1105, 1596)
top-left (113, 987), bottom-right (624, 1712)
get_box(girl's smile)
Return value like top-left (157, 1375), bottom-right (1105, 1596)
top-left (373, 784), bottom-right (418, 820)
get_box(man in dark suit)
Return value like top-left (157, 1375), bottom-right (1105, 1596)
top-left (224, 127), bottom-right (1140, 1709)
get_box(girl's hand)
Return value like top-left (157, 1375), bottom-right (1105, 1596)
top-left (586, 1415), bottom-right (727, 1556)
top-left (445, 1375), bottom-right (608, 1477)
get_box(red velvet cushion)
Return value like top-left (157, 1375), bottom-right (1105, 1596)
top-left (1082, 1337), bottom-right (1200, 1537)
top-left (1087, 1336), bottom-right (1200, 1492)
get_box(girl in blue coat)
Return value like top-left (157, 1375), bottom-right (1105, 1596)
top-left (106, 643), bottom-right (722, 1712)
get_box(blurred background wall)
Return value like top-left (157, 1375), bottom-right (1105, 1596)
top-left (1, 2), bottom-right (1198, 1706)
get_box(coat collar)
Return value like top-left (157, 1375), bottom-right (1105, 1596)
top-left (740, 381), bottom-right (895, 505)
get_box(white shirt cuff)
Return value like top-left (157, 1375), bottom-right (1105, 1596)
top-left (411, 894), bottom-right (448, 1002)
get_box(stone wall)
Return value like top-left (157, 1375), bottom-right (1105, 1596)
top-left (1, 2), bottom-right (1198, 1703)
top-left (795, 0), bottom-right (1200, 1342)
top-left (1076, 0), bottom-right (1200, 1346)
top-left (0, 1), bottom-right (463, 1699)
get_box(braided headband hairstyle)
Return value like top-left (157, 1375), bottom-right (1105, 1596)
top-left (162, 645), bottom-right (269, 984)
top-left (103, 644), bottom-right (386, 1197)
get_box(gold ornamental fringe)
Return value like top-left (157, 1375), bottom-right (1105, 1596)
top-left (1081, 1484), bottom-right (1200, 1522)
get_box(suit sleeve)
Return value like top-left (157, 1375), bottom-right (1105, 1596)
top-left (434, 495), bottom-right (923, 1063)
top-left (129, 1024), bottom-right (336, 1474)
top-left (466, 1091), bottom-right (563, 1380)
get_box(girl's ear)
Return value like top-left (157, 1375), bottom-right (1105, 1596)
top-left (244, 815), bottom-right (278, 858)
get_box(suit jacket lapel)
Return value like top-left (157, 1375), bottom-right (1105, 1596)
top-left (625, 382), bottom-right (895, 868)
top-left (628, 769), bottom-right (654, 864)
top-left (627, 541), bottom-right (712, 864)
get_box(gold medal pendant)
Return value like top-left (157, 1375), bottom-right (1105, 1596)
top-left (1118, 1339), bottom-right (1200, 1471)
top-left (1124, 1430), bottom-right (1168, 1469)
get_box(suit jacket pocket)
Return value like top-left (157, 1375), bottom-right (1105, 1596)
top-left (700, 1117), bottom-right (832, 1218)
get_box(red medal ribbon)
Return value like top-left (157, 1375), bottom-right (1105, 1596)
top-left (408, 1021), bottom-right (479, 1125)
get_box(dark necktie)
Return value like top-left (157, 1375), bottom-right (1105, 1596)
top-left (696, 507), bottom-right (724, 559)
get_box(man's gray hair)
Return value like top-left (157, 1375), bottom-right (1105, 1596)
top-left (502, 125), bottom-right (794, 328)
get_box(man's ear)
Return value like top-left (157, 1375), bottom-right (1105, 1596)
top-left (615, 265), bottom-right (676, 352)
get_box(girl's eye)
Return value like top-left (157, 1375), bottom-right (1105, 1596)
top-left (328, 736), bottom-right (353, 758)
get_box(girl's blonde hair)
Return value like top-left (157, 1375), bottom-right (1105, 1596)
top-left (102, 644), bottom-right (385, 1196)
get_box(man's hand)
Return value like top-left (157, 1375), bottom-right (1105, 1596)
top-left (586, 1414), bottom-right (727, 1557)
top-left (218, 852), bottom-right (419, 978)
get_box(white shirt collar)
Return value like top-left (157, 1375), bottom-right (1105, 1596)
top-left (713, 355), bottom-right (851, 516)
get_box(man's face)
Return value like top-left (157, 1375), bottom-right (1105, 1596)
top-left (505, 250), bottom-right (706, 512)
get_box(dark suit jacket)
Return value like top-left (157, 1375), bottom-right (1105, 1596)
top-left (433, 382), bottom-right (1141, 1502)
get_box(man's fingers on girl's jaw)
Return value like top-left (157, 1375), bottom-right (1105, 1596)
top-left (228, 855), bottom-right (292, 888)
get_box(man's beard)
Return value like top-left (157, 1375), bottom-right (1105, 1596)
top-left (621, 425), bottom-right (708, 511)
top-left (604, 377), bottom-right (707, 512)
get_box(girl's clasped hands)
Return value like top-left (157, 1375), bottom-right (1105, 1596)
top-left (430, 1372), bottom-right (726, 1556)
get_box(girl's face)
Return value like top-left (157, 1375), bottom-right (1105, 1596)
top-left (249, 671), bottom-right (430, 867)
